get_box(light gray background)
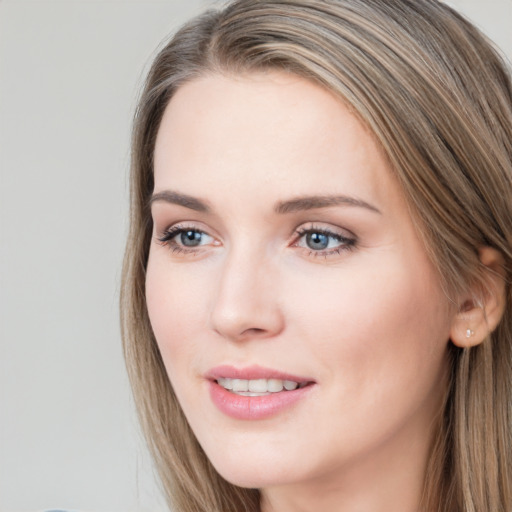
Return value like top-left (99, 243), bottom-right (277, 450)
top-left (0, 1), bottom-right (510, 511)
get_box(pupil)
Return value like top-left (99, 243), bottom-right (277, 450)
top-left (307, 232), bottom-right (328, 250)
top-left (180, 230), bottom-right (202, 247)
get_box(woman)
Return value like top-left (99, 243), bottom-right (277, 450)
top-left (120, 1), bottom-right (512, 511)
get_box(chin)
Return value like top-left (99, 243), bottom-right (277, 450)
top-left (204, 444), bottom-right (299, 489)
top-left (216, 466), bottom-right (289, 490)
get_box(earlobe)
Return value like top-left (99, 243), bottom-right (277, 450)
top-left (450, 301), bottom-right (489, 348)
top-left (450, 247), bottom-right (507, 348)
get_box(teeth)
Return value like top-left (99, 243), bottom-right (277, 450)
top-left (267, 379), bottom-right (284, 392)
top-left (217, 377), bottom-right (233, 390)
top-left (284, 380), bottom-right (299, 391)
top-left (232, 379), bottom-right (249, 392)
top-left (248, 379), bottom-right (267, 392)
top-left (217, 378), bottom-right (304, 394)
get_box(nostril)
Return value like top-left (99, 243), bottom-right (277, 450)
top-left (240, 327), bottom-right (267, 337)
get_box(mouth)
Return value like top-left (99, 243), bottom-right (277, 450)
top-left (216, 377), bottom-right (310, 396)
top-left (206, 365), bottom-right (315, 420)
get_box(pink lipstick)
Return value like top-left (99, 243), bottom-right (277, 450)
top-left (206, 365), bottom-right (315, 420)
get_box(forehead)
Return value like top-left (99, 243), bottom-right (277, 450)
top-left (153, 71), bottom-right (395, 212)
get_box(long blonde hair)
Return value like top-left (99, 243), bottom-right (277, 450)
top-left (121, 1), bottom-right (512, 510)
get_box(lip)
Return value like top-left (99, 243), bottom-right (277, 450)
top-left (206, 365), bottom-right (316, 420)
top-left (207, 364), bottom-right (313, 383)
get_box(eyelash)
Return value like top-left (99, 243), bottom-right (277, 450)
top-left (156, 223), bottom-right (357, 258)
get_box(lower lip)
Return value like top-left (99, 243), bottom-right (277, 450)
top-left (208, 381), bottom-right (314, 420)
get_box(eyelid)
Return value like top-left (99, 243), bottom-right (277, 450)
top-left (293, 222), bottom-right (356, 243)
top-left (158, 225), bottom-right (213, 243)
top-left (155, 220), bottom-right (218, 240)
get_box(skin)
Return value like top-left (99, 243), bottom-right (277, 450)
top-left (146, 71), bottom-right (458, 512)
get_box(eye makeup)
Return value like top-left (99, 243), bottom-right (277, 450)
top-left (155, 222), bottom-right (357, 260)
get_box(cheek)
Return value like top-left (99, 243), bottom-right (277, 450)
top-left (272, 255), bottom-right (452, 466)
top-left (280, 253), bottom-right (452, 394)
top-left (145, 254), bottom-right (209, 371)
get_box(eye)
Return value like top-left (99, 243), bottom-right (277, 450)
top-left (156, 225), bottom-right (216, 253)
top-left (304, 232), bottom-right (334, 251)
top-left (294, 225), bottom-right (356, 256)
top-left (176, 229), bottom-right (209, 247)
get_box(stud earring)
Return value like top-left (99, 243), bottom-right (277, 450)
top-left (466, 328), bottom-right (474, 338)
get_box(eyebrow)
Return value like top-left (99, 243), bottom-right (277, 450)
top-left (275, 195), bottom-right (381, 215)
top-left (149, 190), bottom-right (211, 212)
top-left (149, 190), bottom-right (381, 215)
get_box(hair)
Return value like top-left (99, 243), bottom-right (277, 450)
top-left (120, 1), bottom-right (512, 511)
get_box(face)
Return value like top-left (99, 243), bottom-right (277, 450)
top-left (146, 72), bottom-right (455, 498)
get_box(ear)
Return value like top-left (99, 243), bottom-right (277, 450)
top-left (450, 247), bottom-right (507, 348)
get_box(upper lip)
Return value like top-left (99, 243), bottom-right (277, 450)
top-left (206, 364), bottom-right (315, 383)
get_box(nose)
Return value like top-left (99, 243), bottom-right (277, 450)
top-left (209, 248), bottom-right (284, 342)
